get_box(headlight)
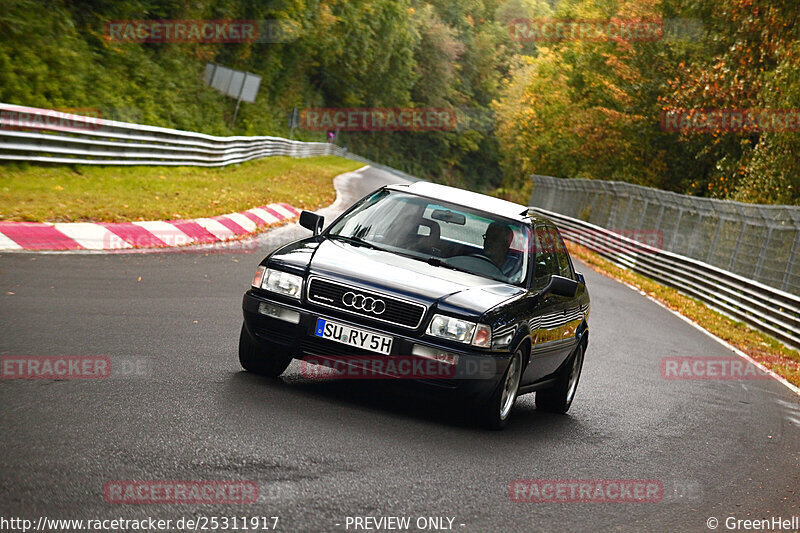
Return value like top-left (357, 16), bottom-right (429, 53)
top-left (426, 314), bottom-right (492, 347)
top-left (260, 268), bottom-right (303, 299)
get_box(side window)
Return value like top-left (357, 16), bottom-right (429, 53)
top-left (548, 226), bottom-right (574, 280)
top-left (532, 225), bottom-right (558, 290)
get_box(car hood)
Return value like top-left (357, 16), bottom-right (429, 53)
top-left (301, 239), bottom-right (525, 317)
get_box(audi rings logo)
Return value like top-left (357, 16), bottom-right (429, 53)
top-left (342, 291), bottom-right (386, 315)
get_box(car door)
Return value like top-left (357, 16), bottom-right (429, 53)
top-left (522, 224), bottom-right (573, 383)
top-left (547, 224), bottom-right (584, 364)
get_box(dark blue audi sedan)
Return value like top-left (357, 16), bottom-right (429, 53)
top-left (240, 182), bottom-right (589, 429)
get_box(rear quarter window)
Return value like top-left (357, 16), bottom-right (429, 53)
top-left (532, 226), bottom-right (558, 290)
top-left (548, 226), bottom-right (574, 280)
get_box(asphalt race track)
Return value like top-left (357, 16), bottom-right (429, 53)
top-left (1, 167), bottom-right (798, 533)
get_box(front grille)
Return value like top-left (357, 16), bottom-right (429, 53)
top-left (306, 278), bottom-right (426, 329)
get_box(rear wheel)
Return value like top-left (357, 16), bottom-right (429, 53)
top-left (536, 344), bottom-right (584, 414)
top-left (478, 347), bottom-right (524, 430)
top-left (238, 323), bottom-right (292, 377)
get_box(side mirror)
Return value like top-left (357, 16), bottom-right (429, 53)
top-left (299, 210), bottom-right (324, 235)
top-left (543, 275), bottom-right (578, 298)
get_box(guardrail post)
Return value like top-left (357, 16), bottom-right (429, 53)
top-left (636, 199), bottom-right (649, 228)
top-left (654, 203), bottom-right (665, 236)
top-left (728, 215), bottom-right (749, 272)
top-left (705, 217), bottom-right (723, 263)
top-left (753, 226), bottom-right (774, 280)
top-left (585, 181), bottom-right (597, 224)
top-left (783, 231), bottom-right (800, 292)
top-left (686, 212), bottom-right (706, 257)
top-left (670, 208), bottom-right (685, 254)
top-left (606, 184), bottom-right (620, 228)
top-left (621, 191), bottom-right (636, 229)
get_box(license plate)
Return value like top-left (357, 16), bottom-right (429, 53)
top-left (314, 318), bottom-right (393, 355)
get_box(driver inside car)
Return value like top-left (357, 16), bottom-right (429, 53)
top-left (483, 221), bottom-right (515, 276)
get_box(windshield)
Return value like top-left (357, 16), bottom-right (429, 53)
top-left (327, 189), bottom-right (530, 285)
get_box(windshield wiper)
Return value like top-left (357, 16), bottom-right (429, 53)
top-left (425, 256), bottom-right (473, 275)
top-left (327, 234), bottom-right (390, 253)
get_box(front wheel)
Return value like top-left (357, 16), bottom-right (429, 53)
top-left (478, 347), bottom-right (524, 430)
top-left (238, 323), bottom-right (292, 377)
top-left (536, 344), bottom-right (584, 414)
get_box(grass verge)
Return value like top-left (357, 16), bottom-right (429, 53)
top-left (566, 241), bottom-right (800, 389)
top-left (0, 156), bottom-right (363, 223)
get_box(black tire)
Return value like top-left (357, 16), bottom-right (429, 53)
top-left (536, 343), bottom-right (584, 414)
top-left (477, 347), bottom-right (524, 430)
top-left (238, 323), bottom-right (292, 377)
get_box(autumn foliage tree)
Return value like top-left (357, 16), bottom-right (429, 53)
top-left (661, 0), bottom-right (800, 203)
top-left (495, 0), bottom-right (800, 205)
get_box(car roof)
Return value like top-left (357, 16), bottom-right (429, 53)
top-left (387, 181), bottom-right (546, 224)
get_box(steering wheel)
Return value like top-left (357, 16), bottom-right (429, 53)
top-left (452, 253), bottom-right (504, 277)
top-left (465, 252), bottom-right (497, 265)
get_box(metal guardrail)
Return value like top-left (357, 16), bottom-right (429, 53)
top-left (0, 103), bottom-right (419, 183)
top-left (530, 175), bottom-right (800, 295)
top-left (0, 103), bottom-right (339, 166)
top-left (530, 207), bottom-right (800, 349)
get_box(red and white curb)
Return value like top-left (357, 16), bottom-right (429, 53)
top-left (0, 203), bottom-right (300, 251)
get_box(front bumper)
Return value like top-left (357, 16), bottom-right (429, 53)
top-left (242, 290), bottom-right (512, 402)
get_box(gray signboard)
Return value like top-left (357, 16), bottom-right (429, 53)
top-left (204, 63), bottom-right (261, 103)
